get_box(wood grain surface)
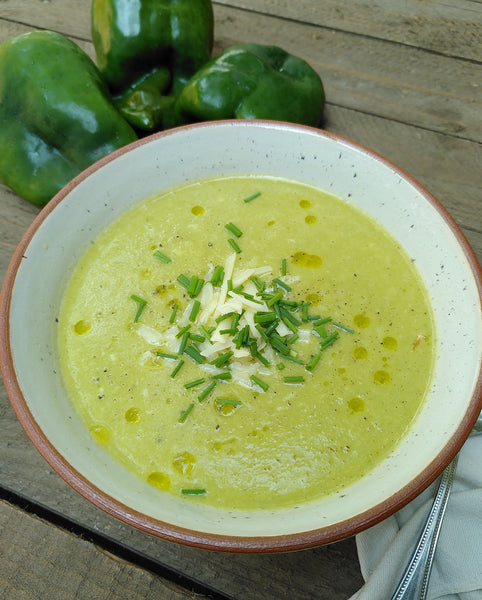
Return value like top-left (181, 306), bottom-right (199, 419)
top-left (1, 1), bottom-right (481, 599)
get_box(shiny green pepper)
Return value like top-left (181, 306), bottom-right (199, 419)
top-left (177, 43), bottom-right (325, 126)
top-left (0, 31), bottom-right (138, 207)
top-left (91, 0), bottom-right (214, 132)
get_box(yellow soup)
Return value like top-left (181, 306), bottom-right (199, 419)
top-left (58, 176), bottom-right (435, 510)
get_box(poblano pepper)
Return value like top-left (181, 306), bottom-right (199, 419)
top-left (0, 31), bottom-right (138, 207)
top-left (177, 43), bottom-right (325, 126)
top-left (91, 0), bottom-right (214, 132)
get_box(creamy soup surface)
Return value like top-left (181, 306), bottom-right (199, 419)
top-left (58, 176), bottom-right (435, 510)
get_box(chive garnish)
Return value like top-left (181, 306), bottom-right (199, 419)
top-left (283, 376), bottom-right (304, 384)
top-left (281, 258), bottom-right (287, 276)
top-left (189, 300), bottom-right (201, 322)
top-left (156, 351), bottom-right (178, 360)
top-left (169, 303), bottom-right (179, 323)
top-left (228, 238), bottom-right (242, 253)
top-left (189, 333), bottom-right (205, 343)
top-left (182, 488), bottom-right (206, 495)
top-left (276, 362), bottom-right (286, 370)
top-left (153, 250), bottom-right (171, 263)
top-left (176, 325), bottom-right (191, 338)
top-left (211, 265), bottom-right (224, 287)
top-left (243, 191), bottom-right (261, 203)
top-left (198, 325), bottom-right (212, 341)
top-left (130, 295), bottom-right (147, 322)
top-left (210, 351), bottom-right (233, 368)
top-left (211, 372), bottom-right (232, 380)
top-left (306, 353), bottom-right (321, 372)
top-left (216, 311), bottom-right (236, 323)
top-left (264, 319), bottom-right (280, 337)
top-left (187, 275), bottom-right (199, 297)
top-left (216, 398), bottom-right (241, 406)
top-left (250, 276), bottom-right (265, 292)
top-left (178, 331), bottom-right (190, 355)
top-left (178, 403), bottom-right (194, 423)
top-left (254, 311), bottom-right (277, 324)
top-left (225, 222), bottom-right (243, 237)
top-left (273, 278), bottom-right (291, 292)
top-left (250, 375), bottom-right (269, 392)
top-left (283, 354), bottom-right (304, 365)
top-left (184, 344), bottom-right (206, 364)
top-left (184, 378), bottom-right (205, 389)
top-left (321, 332), bottom-right (339, 350)
top-left (177, 274), bottom-right (190, 289)
top-left (198, 381), bottom-right (217, 402)
top-left (266, 291), bottom-right (283, 307)
top-left (170, 359), bottom-right (184, 378)
top-left (220, 327), bottom-right (238, 335)
top-left (332, 322), bottom-right (355, 334)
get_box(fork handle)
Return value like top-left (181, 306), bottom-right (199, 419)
top-left (390, 455), bottom-right (459, 600)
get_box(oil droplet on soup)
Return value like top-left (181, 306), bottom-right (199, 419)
top-left (374, 370), bottom-right (391, 384)
top-left (191, 205), bottom-right (204, 216)
top-left (291, 251), bottom-right (322, 268)
top-left (125, 407), bottom-right (141, 423)
top-left (305, 215), bottom-right (317, 225)
top-left (172, 451), bottom-right (196, 475)
top-left (382, 336), bottom-right (398, 350)
top-left (73, 319), bottom-right (91, 335)
top-left (348, 397), bottom-right (365, 413)
top-left (299, 199), bottom-right (311, 209)
top-left (353, 346), bottom-right (368, 360)
top-left (147, 471), bottom-right (171, 491)
top-left (354, 313), bottom-right (371, 328)
top-left (89, 424), bottom-right (111, 445)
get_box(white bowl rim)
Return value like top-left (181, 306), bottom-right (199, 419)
top-left (1, 119), bottom-right (482, 552)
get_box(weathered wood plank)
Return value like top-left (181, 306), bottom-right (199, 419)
top-left (0, 500), bottom-right (209, 600)
top-left (0, 1), bottom-right (480, 142)
top-left (214, 0), bottom-right (482, 62)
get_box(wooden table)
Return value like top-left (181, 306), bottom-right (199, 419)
top-left (1, 2), bottom-right (480, 598)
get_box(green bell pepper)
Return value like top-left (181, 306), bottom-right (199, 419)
top-left (0, 31), bottom-right (138, 207)
top-left (91, 0), bottom-right (214, 132)
top-left (177, 43), bottom-right (325, 126)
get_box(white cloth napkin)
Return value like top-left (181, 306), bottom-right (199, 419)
top-left (349, 435), bottom-right (482, 600)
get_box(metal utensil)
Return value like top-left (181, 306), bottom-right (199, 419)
top-left (390, 414), bottom-right (482, 600)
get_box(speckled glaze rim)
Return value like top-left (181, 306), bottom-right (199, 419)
top-left (1, 120), bottom-right (482, 552)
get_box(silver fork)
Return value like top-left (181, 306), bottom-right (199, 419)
top-left (390, 414), bottom-right (482, 600)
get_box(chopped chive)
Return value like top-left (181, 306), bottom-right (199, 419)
top-left (170, 359), bottom-right (185, 378)
top-left (187, 275), bottom-right (199, 297)
top-left (177, 274), bottom-right (190, 289)
top-left (243, 191), bottom-right (261, 203)
top-left (276, 362), bottom-right (286, 370)
top-left (153, 250), bottom-right (171, 263)
top-left (169, 303), bottom-right (179, 323)
top-left (156, 351), bottom-right (178, 360)
top-left (273, 278), bottom-right (291, 292)
top-left (225, 222), bottom-right (243, 237)
top-left (211, 372), bottom-right (232, 380)
top-left (301, 303), bottom-right (310, 322)
top-left (189, 300), bottom-right (201, 322)
top-left (266, 291), bottom-right (284, 307)
top-left (184, 344), bottom-right (206, 364)
top-left (306, 352), bottom-right (321, 372)
top-left (313, 324), bottom-right (328, 338)
top-left (176, 325), bottom-right (191, 338)
top-left (283, 354), bottom-right (304, 365)
top-left (198, 381), bottom-right (217, 402)
top-left (250, 276), bottom-right (265, 292)
top-left (220, 328), bottom-right (238, 335)
top-left (184, 378), bottom-right (205, 389)
top-left (265, 319), bottom-right (280, 337)
top-left (178, 331), bottom-right (190, 355)
top-left (198, 325), bottom-right (212, 341)
top-left (189, 332), bottom-right (205, 342)
top-left (210, 351), bottom-right (234, 368)
top-left (231, 312), bottom-right (243, 328)
top-left (287, 333), bottom-right (299, 344)
top-left (211, 265), bottom-right (224, 287)
top-left (130, 295), bottom-right (147, 322)
top-left (332, 322), bottom-right (355, 334)
top-left (254, 351), bottom-right (270, 368)
top-left (216, 398), bottom-right (241, 406)
top-left (193, 278), bottom-right (205, 297)
top-left (321, 332), bottom-right (339, 350)
top-left (178, 403), bottom-right (194, 423)
top-left (280, 308), bottom-right (301, 327)
top-left (228, 238), bottom-right (242, 253)
top-left (255, 324), bottom-right (270, 343)
top-left (269, 336), bottom-right (290, 355)
top-left (227, 279), bottom-right (233, 291)
top-left (254, 311), bottom-right (278, 324)
top-left (216, 311), bottom-right (236, 323)
top-left (181, 488), bottom-right (206, 495)
top-left (250, 375), bottom-right (269, 392)
top-left (281, 258), bottom-right (287, 276)
top-left (313, 317), bottom-right (332, 325)
top-left (283, 376), bottom-right (305, 384)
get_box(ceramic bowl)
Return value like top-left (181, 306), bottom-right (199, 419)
top-left (1, 120), bottom-right (481, 552)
